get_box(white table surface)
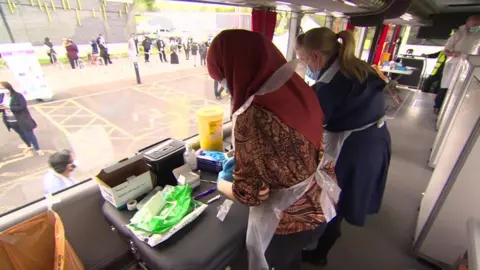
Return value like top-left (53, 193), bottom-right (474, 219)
top-left (380, 68), bottom-right (414, 75)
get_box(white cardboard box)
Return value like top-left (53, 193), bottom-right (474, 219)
top-left (95, 157), bottom-right (154, 208)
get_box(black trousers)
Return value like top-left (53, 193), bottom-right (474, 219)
top-left (144, 50), bottom-right (150, 62)
top-left (68, 58), bottom-right (77, 69)
top-left (435, 88), bottom-right (448, 109)
top-left (48, 53), bottom-right (56, 64)
top-left (265, 223), bottom-right (326, 270)
top-left (214, 80), bottom-right (225, 97)
top-left (308, 215), bottom-right (343, 260)
top-left (422, 74), bottom-right (442, 93)
top-left (200, 55), bottom-right (206, 66)
top-left (185, 50), bottom-right (190, 60)
top-left (100, 51), bottom-right (112, 65)
top-left (159, 51), bottom-right (167, 62)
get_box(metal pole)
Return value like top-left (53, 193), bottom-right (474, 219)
top-left (325, 15), bottom-right (334, 29)
top-left (134, 62), bottom-right (141, 84)
top-left (355, 27), bottom-right (367, 59)
top-left (367, 24), bottom-right (382, 64)
top-left (285, 12), bottom-right (303, 61)
top-left (0, 4), bottom-right (15, 43)
top-left (386, 25), bottom-right (398, 54)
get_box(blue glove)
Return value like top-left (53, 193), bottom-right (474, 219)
top-left (200, 150), bottom-right (227, 163)
top-left (218, 157), bottom-right (235, 182)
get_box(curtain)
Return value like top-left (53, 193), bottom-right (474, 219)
top-left (346, 20), bottom-right (355, 31)
top-left (251, 9), bottom-right (277, 41)
top-left (372, 25), bottom-right (390, 65)
top-left (388, 26), bottom-right (402, 60)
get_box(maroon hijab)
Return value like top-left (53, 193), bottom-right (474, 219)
top-left (207, 29), bottom-right (324, 148)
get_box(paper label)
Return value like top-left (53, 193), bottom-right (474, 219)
top-left (216, 199), bottom-right (233, 222)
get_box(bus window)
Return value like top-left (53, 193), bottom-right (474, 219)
top-left (400, 26), bottom-right (447, 76)
top-left (0, 2), bottom-right (251, 215)
top-left (301, 14), bottom-right (327, 32)
top-left (353, 27), bottom-right (368, 58)
top-left (273, 11), bottom-right (292, 57)
top-left (332, 17), bottom-right (347, 32)
top-left (361, 27), bottom-right (377, 62)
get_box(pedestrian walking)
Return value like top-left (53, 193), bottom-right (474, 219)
top-left (184, 42), bottom-right (191, 60)
top-left (65, 39), bottom-right (78, 69)
top-left (142, 36), bottom-right (152, 63)
top-left (199, 42), bottom-right (207, 66)
top-left (44, 37), bottom-right (57, 64)
top-left (191, 42), bottom-right (198, 67)
top-left (91, 40), bottom-right (99, 64)
top-left (157, 39), bottom-right (167, 63)
top-left (0, 81), bottom-right (43, 156)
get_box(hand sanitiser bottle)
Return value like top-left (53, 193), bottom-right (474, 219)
top-left (184, 144), bottom-right (198, 171)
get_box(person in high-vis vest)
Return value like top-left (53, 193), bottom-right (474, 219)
top-left (434, 15), bottom-right (480, 114)
top-left (421, 50), bottom-right (446, 93)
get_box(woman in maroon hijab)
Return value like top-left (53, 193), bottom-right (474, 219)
top-left (207, 29), bottom-right (337, 270)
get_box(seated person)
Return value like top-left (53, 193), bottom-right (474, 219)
top-left (42, 149), bottom-right (77, 195)
top-left (405, 48), bottom-right (414, 57)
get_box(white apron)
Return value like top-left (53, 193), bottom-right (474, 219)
top-left (440, 57), bottom-right (459, 89)
top-left (230, 60), bottom-right (341, 270)
top-left (317, 60), bottom-right (386, 167)
top-left (441, 30), bottom-right (480, 89)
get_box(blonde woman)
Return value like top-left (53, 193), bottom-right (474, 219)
top-left (300, 27), bottom-right (392, 267)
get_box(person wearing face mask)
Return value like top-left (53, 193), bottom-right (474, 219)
top-left (295, 33), bottom-right (316, 85)
top-left (434, 15), bottom-right (480, 114)
top-left (208, 30), bottom-right (340, 270)
top-left (43, 149), bottom-right (77, 195)
top-left (0, 81), bottom-right (43, 156)
top-left (300, 28), bottom-right (392, 267)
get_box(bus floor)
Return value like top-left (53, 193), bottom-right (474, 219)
top-left (307, 90), bottom-right (438, 270)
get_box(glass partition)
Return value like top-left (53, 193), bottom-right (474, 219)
top-left (0, 1), bottom-right (242, 215)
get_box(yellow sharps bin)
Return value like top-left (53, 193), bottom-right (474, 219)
top-left (196, 106), bottom-right (224, 151)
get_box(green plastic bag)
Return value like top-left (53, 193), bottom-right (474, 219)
top-left (130, 185), bottom-right (194, 234)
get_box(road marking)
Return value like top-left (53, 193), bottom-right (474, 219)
top-left (77, 117), bottom-right (98, 133)
top-left (0, 150), bottom-right (56, 170)
top-left (58, 108), bottom-right (83, 124)
top-left (35, 106), bottom-right (71, 135)
top-left (29, 73), bottom-right (210, 108)
top-left (69, 99), bottom-right (134, 139)
top-left (40, 103), bottom-right (77, 115)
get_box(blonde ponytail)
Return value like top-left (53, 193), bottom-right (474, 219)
top-left (303, 28), bottom-right (374, 83)
top-left (337, 30), bottom-right (373, 83)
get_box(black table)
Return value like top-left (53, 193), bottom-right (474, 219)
top-left (102, 181), bottom-right (249, 270)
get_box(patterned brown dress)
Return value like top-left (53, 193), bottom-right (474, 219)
top-left (232, 104), bottom-right (336, 235)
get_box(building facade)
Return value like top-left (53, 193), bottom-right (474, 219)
top-left (0, 0), bottom-right (135, 45)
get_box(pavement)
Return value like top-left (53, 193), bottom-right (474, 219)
top-left (0, 55), bottom-right (230, 215)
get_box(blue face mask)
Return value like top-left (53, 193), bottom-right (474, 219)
top-left (306, 65), bottom-right (320, 81)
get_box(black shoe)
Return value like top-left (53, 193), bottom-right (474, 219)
top-left (302, 250), bottom-right (327, 267)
